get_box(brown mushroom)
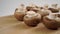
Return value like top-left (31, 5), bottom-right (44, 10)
top-left (38, 7), bottom-right (51, 22)
top-left (24, 11), bottom-right (41, 27)
top-left (43, 13), bottom-right (58, 30)
top-left (48, 4), bottom-right (59, 13)
top-left (14, 4), bottom-right (26, 21)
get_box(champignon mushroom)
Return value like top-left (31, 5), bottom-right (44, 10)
top-left (37, 6), bottom-right (51, 22)
top-left (26, 3), bottom-right (36, 11)
top-left (24, 11), bottom-right (41, 27)
top-left (14, 4), bottom-right (27, 21)
top-left (39, 4), bottom-right (51, 16)
top-left (48, 4), bottom-right (59, 13)
top-left (42, 13), bottom-right (58, 30)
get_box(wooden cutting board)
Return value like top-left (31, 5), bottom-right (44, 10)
top-left (0, 15), bottom-right (60, 34)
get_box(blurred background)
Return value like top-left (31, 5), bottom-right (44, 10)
top-left (0, 0), bottom-right (60, 17)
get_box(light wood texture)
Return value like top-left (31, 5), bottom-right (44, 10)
top-left (0, 15), bottom-right (60, 34)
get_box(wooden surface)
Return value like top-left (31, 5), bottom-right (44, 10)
top-left (0, 15), bottom-right (60, 34)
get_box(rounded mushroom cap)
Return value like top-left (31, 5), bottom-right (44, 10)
top-left (26, 11), bottom-right (41, 18)
top-left (43, 13), bottom-right (58, 30)
top-left (40, 9), bottom-right (51, 16)
top-left (46, 13), bottom-right (58, 20)
top-left (46, 13), bottom-right (60, 22)
top-left (14, 4), bottom-right (26, 21)
top-left (43, 16), bottom-right (58, 30)
top-left (26, 3), bottom-right (39, 11)
top-left (14, 8), bottom-right (26, 21)
top-left (24, 11), bottom-right (41, 27)
top-left (15, 4), bottom-right (26, 14)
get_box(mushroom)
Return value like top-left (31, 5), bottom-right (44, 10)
top-left (48, 4), bottom-right (59, 13)
top-left (24, 11), bottom-right (41, 27)
top-left (39, 4), bottom-right (51, 16)
top-left (26, 3), bottom-right (40, 12)
top-left (32, 7), bottom-right (41, 13)
top-left (43, 13), bottom-right (58, 30)
top-left (37, 5), bottom-right (51, 22)
top-left (26, 6), bottom-right (33, 11)
top-left (14, 4), bottom-right (27, 21)
top-left (26, 3), bottom-right (36, 11)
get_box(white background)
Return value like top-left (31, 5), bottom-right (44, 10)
top-left (0, 0), bottom-right (60, 17)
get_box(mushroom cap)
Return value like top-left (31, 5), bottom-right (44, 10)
top-left (42, 13), bottom-right (58, 30)
top-left (14, 4), bottom-right (26, 21)
top-left (15, 4), bottom-right (26, 14)
top-left (26, 11), bottom-right (41, 18)
top-left (24, 12), bottom-right (41, 27)
top-left (39, 9), bottom-right (51, 16)
top-left (47, 13), bottom-right (58, 20)
top-left (43, 16), bottom-right (58, 30)
top-left (26, 4), bottom-right (38, 11)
